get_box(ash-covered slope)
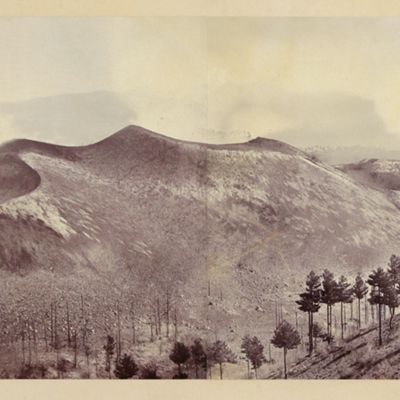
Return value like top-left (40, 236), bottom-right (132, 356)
top-left (340, 159), bottom-right (400, 190)
top-left (1, 125), bottom-right (400, 316)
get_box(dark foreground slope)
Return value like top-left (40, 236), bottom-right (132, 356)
top-left (267, 314), bottom-right (400, 379)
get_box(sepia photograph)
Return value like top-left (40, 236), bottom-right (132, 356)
top-left (1, 15), bottom-right (400, 383)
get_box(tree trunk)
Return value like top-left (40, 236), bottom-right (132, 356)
top-left (54, 301), bottom-right (59, 362)
top-left (389, 307), bottom-right (394, 330)
top-left (166, 291), bottom-right (170, 338)
top-left (150, 320), bottom-right (154, 342)
top-left (105, 354), bottom-right (110, 379)
top-left (283, 347), bottom-right (287, 379)
top-left (219, 362), bottom-right (223, 379)
top-left (326, 304), bottom-right (329, 339)
top-left (340, 302), bottom-right (344, 340)
top-left (32, 321), bottom-right (38, 362)
top-left (73, 330), bottom-right (78, 368)
top-left (43, 318), bottom-right (48, 352)
top-left (131, 308), bottom-right (136, 345)
top-left (154, 307), bottom-right (159, 336)
top-left (86, 351), bottom-right (90, 376)
top-left (21, 327), bottom-right (26, 365)
top-left (50, 303), bottom-right (54, 347)
top-left (364, 294), bottom-right (368, 325)
top-left (157, 298), bottom-right (161, 336)
top-left (308, 311), bottom-right (313, 355)
top-left (247, 359), bottom-right (250, 378)
top-left (378, 301), bottom-right (383, 346)
top-left (66, 302), bottom-right (71, 347)
top-left (116, 303), bottom-right (121, 360)
top-left (358, 298), bottom-right (361, 330)
top-left (27, 321), bottom-right (32, 366)
top-left (132, 314), bottom-right (136, 345)
top-left (350, 301), bottom-right (353, 321)
top-left (300, 325), bottom-right (303, 345)
top-left (80, 294), bottom-right (86, 349)
top-left (174, 308), bottom-right (178, 342)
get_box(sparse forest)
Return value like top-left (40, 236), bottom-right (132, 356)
top-left (1, 254), bottom-right (400, 379)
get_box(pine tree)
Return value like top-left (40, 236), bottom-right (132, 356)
top-left (320, 269), bottom-right (338, 343)
top-left (388, 254), bottom-right (400, 288)
top-left (190, 339), bottom-right (207, 379)
top-left (382, 284), bottom-right (399, 330)
top-left (296, 271), bottom-right (321, 355)
top-left (114, 353), bottom-right (139, 379)
top-left (210, 340), bottom-right (236, 379)
top-left (312, 322), bottom-right (323, 350)
top-left (204, 342), bottom-right (216, 379)
top-left (353, 274), bottom-right (368, 330)
top-left (169, 342), bottom-right (190, 377)
top-left (249, 336), bottom-right (266, 378)
top-left (271, 320), bottom-right (301, 379)
top-left (337, 275), bottom-right (353, 339)
top-left (241, 336), bottom-right (266, 378)
top-left (367, 268), bottom-right (390, 345)
top-left (103, 335), bottom-right (115, 379)
top-left (241, 335), bottom-right (252, 378)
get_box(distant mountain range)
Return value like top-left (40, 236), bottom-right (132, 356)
top-left (306, 145), bottom-right (400, 165)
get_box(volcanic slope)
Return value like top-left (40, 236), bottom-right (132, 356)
top-left (1, 125), bottom-right (400, 323)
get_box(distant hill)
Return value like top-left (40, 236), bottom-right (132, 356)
top-left (305, 145), bottom-right (400, 165)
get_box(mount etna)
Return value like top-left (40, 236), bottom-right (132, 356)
top-left (1, 125), bottom-right (400, 378)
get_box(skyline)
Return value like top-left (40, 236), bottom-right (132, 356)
top-left (0, 17), bottom-right (400, 149)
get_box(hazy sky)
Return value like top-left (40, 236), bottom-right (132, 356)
top-left (0, 17), bottom-right (400, 148)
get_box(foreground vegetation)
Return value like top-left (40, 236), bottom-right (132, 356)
top-left (1, 254), bottom-right (400, 379)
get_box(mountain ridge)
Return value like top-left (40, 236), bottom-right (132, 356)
top-left (0, 124), bottom-right (305, 156)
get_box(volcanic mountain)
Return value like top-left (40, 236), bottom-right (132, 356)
top-left (1, 125), bottom-right (400, 334)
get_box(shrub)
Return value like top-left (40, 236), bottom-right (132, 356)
top-left (140, 363), bottom-right (161, 379)
top-left (114, 354), bottom-right (139, 379)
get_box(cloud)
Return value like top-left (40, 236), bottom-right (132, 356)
top-left (271, 92), bottom-right (400, 148)
top-left (0, 91), bottom-right (136, 145)
top-left (1, 18), bottom-right (400, 150)
top-left (0, 90), bottom-right (209, 146)
top-left (208, 84), bottom-right (400, 149)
